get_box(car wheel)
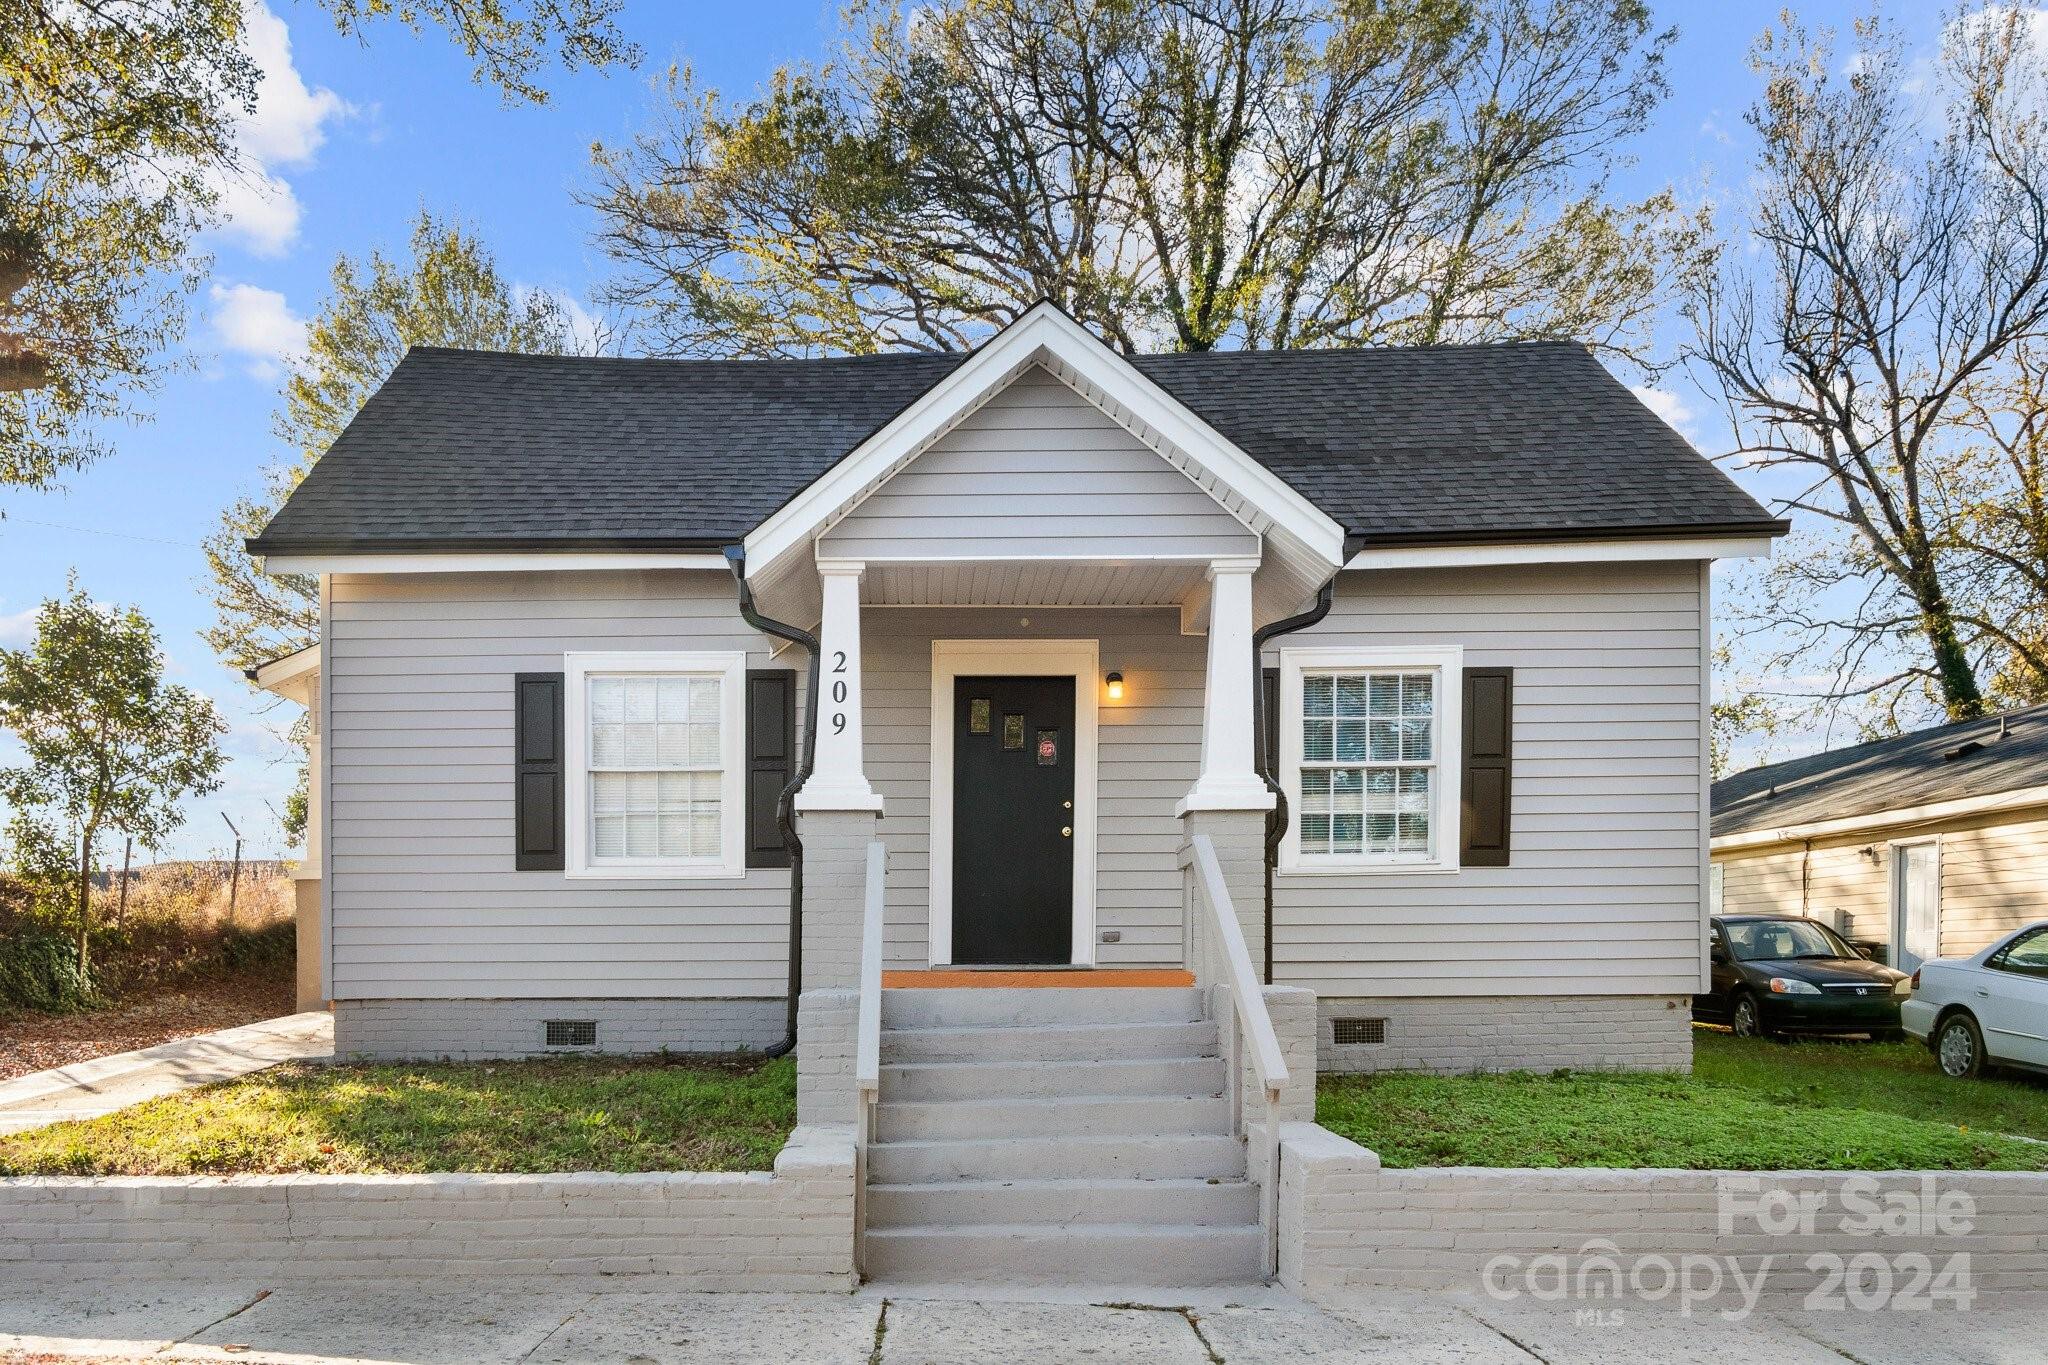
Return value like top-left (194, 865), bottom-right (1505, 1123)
top-left (1731, 992), bottom-right (1768, 1039)
top-left (1936, 1013), bottom-right (1986, 1079)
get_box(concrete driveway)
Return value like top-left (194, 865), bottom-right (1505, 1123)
top-left (0, 1276), bottom-right (2039, 1363)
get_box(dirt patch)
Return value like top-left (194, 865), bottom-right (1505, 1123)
top-left (0, 975), bottom-right (295, 1082)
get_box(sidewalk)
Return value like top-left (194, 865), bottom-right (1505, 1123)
top-left (0, 1275), bottom-right (2039, 1363)
top-left (0, 1011), bottom-right (331, 1135)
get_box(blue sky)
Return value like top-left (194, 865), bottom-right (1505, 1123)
top-left (0, 1), bottom-right (1961, 860)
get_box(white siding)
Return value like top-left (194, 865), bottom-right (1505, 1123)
top-left (818, 366), bottom-right (1257, 562)
top-left (325, 570), bottom-right (796, 1000)
top-left (864, 607), bottom-right (1204, 968)
top-left (326, 560), bottom-right (1720, 1001)
top-left (1270, 561), bottom-right (1710, 997)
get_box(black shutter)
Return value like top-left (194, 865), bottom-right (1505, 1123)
top-left (1460, 667), bottom-right (1513, 867)
top-left (746, 670), bottom-right (797, 869)
top-left (514, 672), bottom-right (565, 871)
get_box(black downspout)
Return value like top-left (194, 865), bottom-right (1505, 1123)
top-left (727, 546), bottom-right (819, 1060)
top-left (1252, 579), bottom-right (1336, 985)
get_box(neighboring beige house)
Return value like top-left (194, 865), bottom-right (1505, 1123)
top-left (1712, 704), bottom-right (2048, 973)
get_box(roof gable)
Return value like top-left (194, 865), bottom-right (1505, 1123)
top-left (815, 363), bottom-right (1260, 561)
top-left (743, 302), bottom-right (1346, 579)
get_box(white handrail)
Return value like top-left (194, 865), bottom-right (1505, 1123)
top-left (854, 839), bottom-right (887, 1097)
top-left (1186, 834), bottom-right (1289, 1093)
top-left (852, 839), bottom-right (886, 1278)
top-left (1184, 831), bottom-right (1288, 1279)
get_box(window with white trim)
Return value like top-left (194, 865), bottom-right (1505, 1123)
top-left (1279, 647), bottom-right (1462, 872)
top-left (565, 652), bottom-right (746, 877)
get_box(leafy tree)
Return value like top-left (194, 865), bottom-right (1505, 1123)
top-left (1709, 645), bottom-right (1788, 778)
top-left (1686, 7), bottom-right (2048, 726)
top-left (2, 0), bottom-right (634, 491)
top-left (317, 0), bottom-right (640, 107)
top-left (0, 580), bottom-right (227, 978)
top-left (1944, 339), bottom-right (2048, 708)
top-left (1, 0), bottom-right (258, 489)
top-left (204, 208), bottom-right (588, 681)
top-left (584, 0), bottom-right (1686, 360)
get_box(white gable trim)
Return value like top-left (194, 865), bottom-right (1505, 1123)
top-left (742, 303), bottom-right (1347, 574)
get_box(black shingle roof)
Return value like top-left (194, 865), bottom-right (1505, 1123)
top-left (1712, 704), bottom-right (2048, 839)
top-left (249, 341), bottom-right (1783, 554)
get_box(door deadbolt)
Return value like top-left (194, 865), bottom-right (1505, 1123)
top-left (1063, 800), bottom-right (1072, 809)
top-left (1061, 826), bottom-right (1073, 838)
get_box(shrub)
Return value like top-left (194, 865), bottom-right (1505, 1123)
top-left (0, 926), bottom-right (94, 1014)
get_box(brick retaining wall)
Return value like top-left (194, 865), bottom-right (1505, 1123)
top-left (0, 1127), bottom-right (855, 1289)
top-left (1279, 1123), bottom-right (2048, 1303)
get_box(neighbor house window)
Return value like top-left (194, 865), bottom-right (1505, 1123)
top-left (1278, 647), bottom-right (1462, 873)
top-left (563, 652), bottom-right (746, 878)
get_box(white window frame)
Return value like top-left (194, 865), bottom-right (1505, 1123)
top-left (563, 651), bottom-right (748, 879)
top-left (1277, 645), bottom-right (1463, 875)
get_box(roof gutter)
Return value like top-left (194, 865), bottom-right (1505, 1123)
top-left (1712, 782), bottom-right (2048, 853)
top-left (726, 546), bottom-right (818, 1061)
top-left (1252, 578), bottom-right (1336, 985)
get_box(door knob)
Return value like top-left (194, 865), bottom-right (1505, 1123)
top-left (1061, 826), bottom-right (1073, 838)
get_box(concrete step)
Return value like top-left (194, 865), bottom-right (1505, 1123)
top-left (880, 1019), bottom-right (1218, 1064)
top-left (880, 987), bottom-right (1203, 1030)
top-left (867, 1134), bottom-right (1246, 1184)
top-left (865, 1177), bottom-right (1260, 1229)
top-left (862, 1223), bottom-right (1266, 1286)
top-left (874, 1093), bottom-right (1231, 1142)
top-left (879, 1056), bottom-right (1225, 1103)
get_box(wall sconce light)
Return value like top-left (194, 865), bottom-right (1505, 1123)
top-left (1105, 671), bottom-right (1125, 701)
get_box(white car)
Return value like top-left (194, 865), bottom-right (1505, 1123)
top-left (1900, 921), bottom-right (2048, 1079)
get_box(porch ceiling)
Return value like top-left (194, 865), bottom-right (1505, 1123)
top-left (859, 560), bottom-right (1210, 609)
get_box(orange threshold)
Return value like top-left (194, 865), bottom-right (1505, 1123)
top-left (882, 968), bottom-right (1195, 989)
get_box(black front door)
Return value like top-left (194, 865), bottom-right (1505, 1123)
top-left (952, 675), bottom-right (1075, 965)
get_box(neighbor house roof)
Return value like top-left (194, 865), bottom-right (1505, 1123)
top-left (247, 340), bottom-right (1784, 556)
top-left (1712, 704), bottom-right (2048, 842)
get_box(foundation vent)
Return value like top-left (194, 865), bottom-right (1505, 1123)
top-left (1333, 1017), bottom-right (1387, 1045)
top-left (544, 1020), bottom-right (598, 1048)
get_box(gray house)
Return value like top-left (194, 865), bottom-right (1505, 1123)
top-left (248, 304), bottom-right (1784, 1279)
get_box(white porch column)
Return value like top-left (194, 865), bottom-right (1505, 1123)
top-left (796, 561), bottom-right (883, 813)
top-left (1178, 558), bottom-right (1276, 816)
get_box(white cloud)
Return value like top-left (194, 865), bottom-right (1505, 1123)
top-left (210, 282), bottom-right (309, 377)
top-left (0, 605), bottom-right (36, 647)
top-left (204, 1), bottom-right (351, 256)
top-left (1631, 385), bottom-right (1698, 440)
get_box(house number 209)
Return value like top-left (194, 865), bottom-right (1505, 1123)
top-left (831, 650), bottom-right (848, 733)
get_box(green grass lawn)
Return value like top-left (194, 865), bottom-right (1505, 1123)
top-left (1317, 1028), bottom-right (2048, 1171)
top-left (0, 1054), bottom-right (796, 1176)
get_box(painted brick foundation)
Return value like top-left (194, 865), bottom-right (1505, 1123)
top-left (331, 997), bottom-right (785, 1061)
top-left (1280, 1124), bottom-right (2048, 1300)
top-left (0, 1128), bottom-right (855, 1288)
top-left (1316, 994), bottom-right (1693, 1074)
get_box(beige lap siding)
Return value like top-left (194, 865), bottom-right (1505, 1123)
top-left (1270, 561), bottom-right (1710, 999)
top-left (325, 570), bottom-right (797, 1001)
top-left (862, 605), bottom-right (1205, 969)
top-left (1715, 805), bottom-right (2048, 960)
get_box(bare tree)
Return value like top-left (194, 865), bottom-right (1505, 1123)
top-left (1686, 7), bottom-right (2048, 725)
top-left (584, 0), bottom-right (1684, 361)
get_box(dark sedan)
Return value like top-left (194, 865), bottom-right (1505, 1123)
top-left (1694, 915), bottom-right (1911, 1039)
